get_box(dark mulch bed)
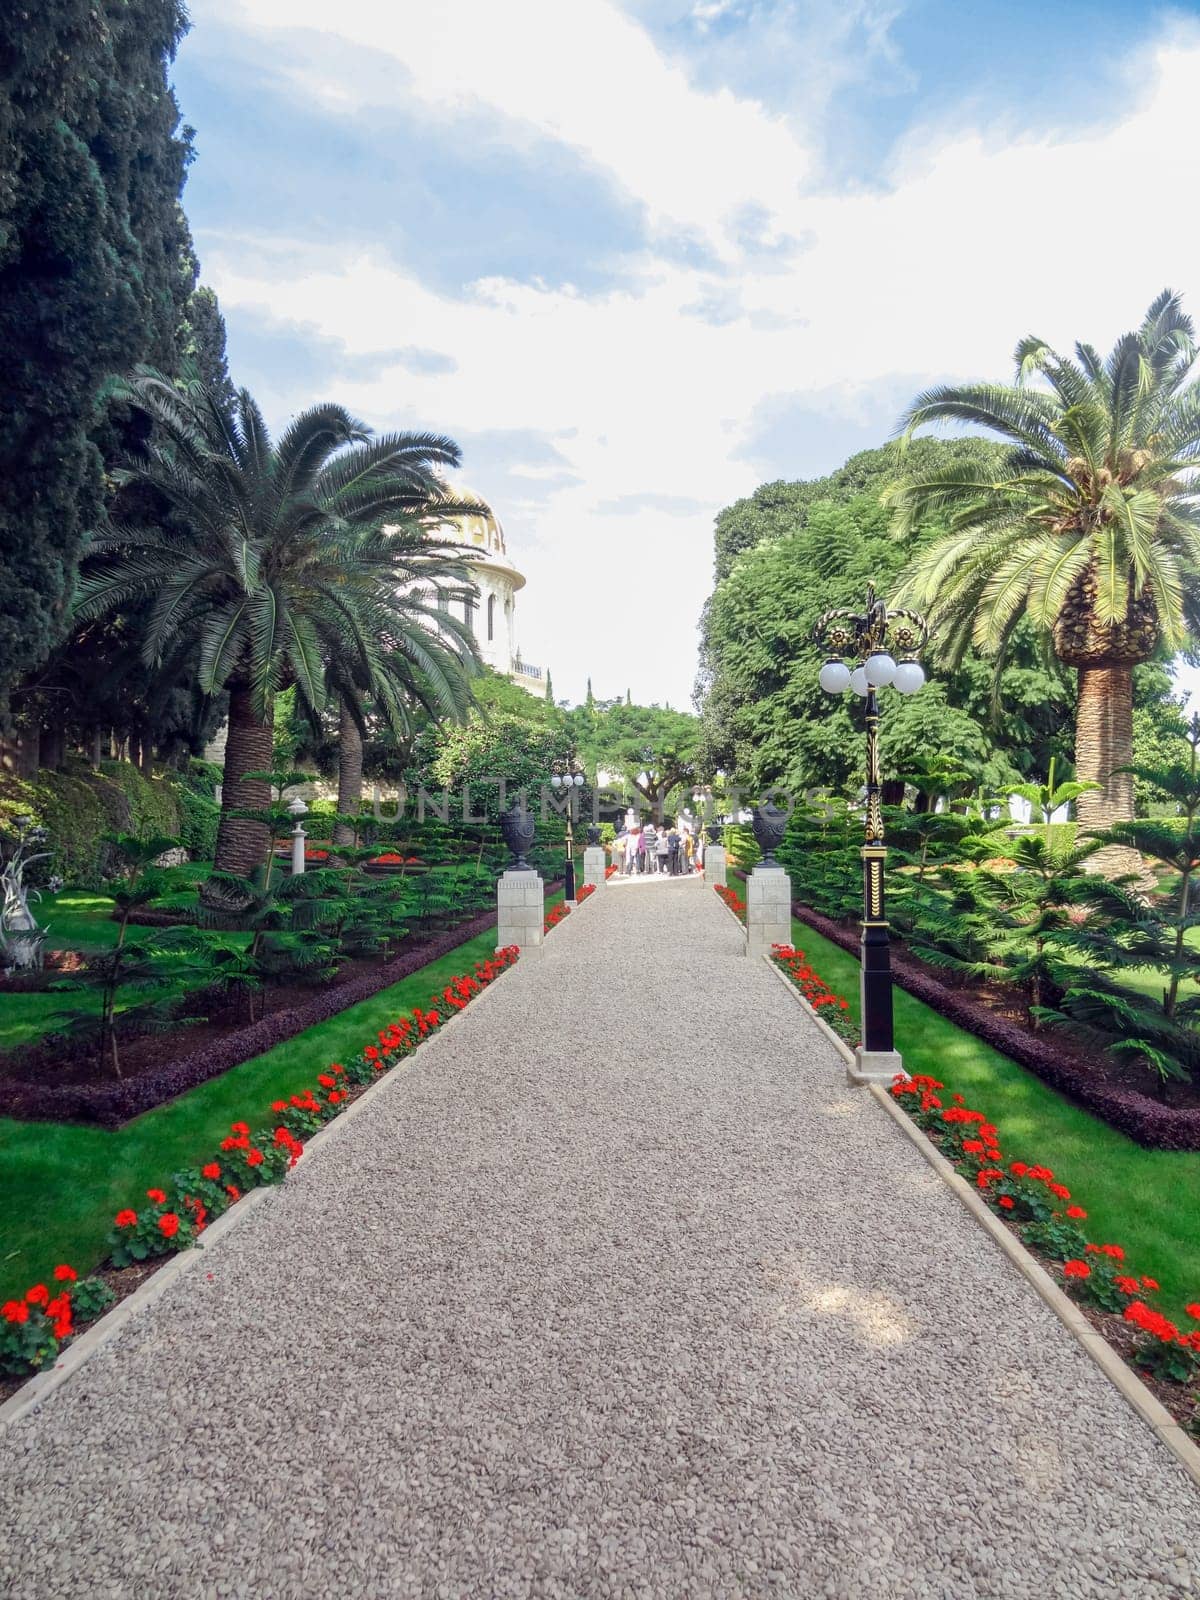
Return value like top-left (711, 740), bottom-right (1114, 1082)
top-left (794, 900), bottom-right (1200, 1150)
top-left (0, 908), bottom-right (505, 1130)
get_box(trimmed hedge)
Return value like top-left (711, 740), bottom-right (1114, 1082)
top-left (0, 761), bottom-right (182, 886)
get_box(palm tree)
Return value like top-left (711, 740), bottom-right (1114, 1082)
top-left (327, 535), bottom-right (480, 847)
top-left (76, 371), bottom-right (481, 882)
top-left (891, 291), bottom-right (1200, 875)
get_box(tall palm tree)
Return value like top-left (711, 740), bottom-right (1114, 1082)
top-left (76, 370), bottom-right (480, 881)
top-left (327, 524), bottom-right (481, 846)
top-left (891, 291), bottom-right (1200, 874)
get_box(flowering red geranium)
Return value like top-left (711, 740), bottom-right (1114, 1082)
top-left (3, 1300), bottom-right (29, 1324)
top-left (1066, 1205), bottom-right (1087, 1220)
top-left (1063, 1260), bottom-right (1091, 1280)
top-left (146, 1188), bottom-right (166, 1204)
top-left (114, 1209), bottom-right (138, 1228)
top-left (53, 1264), bottom-right (77, 1282)
top-left (202, 1163), bottom-right (221, 1181)
top-left (158, 1213), bottom-right (180, 1239)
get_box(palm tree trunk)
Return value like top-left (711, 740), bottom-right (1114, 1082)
top-left (334, 699), bottom-right (363, 848)
top-left (1073, 664), bottom-right (1143, 879)
top-left (212, 684), bottom-right (274, 878)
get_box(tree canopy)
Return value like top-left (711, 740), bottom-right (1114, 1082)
top-left (0, 1), bottom-right (195, 698)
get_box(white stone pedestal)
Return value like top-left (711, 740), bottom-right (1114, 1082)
top-left (496, 869), bottom-right (545, 957)
top-left (849, 1047), bottom-right (905, 1085)
top-left (705, 843), bottom-right (726, 884)
top-left (744, 863), bottom-right (792, 958)
top-left (582, 847), bottom-right (607, 889)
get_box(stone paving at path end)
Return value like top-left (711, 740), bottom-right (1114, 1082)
top-left (0, 875), bottom-right (1197, 1597)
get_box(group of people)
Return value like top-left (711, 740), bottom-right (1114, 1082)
top-left (608, 819), bottom-right (704, 877)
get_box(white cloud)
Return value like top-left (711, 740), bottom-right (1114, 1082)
top-left (190, 4), bottom-right (1200, 707)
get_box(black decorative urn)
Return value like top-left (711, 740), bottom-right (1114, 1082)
top-left (705, 821), bottom-right (723, 846)
top-left (585, 825), bottom-right (602, 847)
top-left (750, 801), bottom-right (786, 866)
top-left (500, 805), bottom-right (537, 872)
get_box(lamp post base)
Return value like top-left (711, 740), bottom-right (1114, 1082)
top-left (848, 1046), bottom-right (905, 1086)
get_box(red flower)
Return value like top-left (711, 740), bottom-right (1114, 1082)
top-left (45, 1293), bottom-right (72, 1339)
top-left (1186, 1303), bottom-right (1200, 1320)
top-left (1066, 1205), bottom-right (1087, 1220)
top-left (52, 1264), bottom-right (77, 1282)
top-left (1141, 1275), bottom-right (1159, 1291)
top-left (24, 1284), bottom-right (49, 1306)
top-left (225, 1185), bottom-right (241, 1201)
top-left (245, 1149), bottom-right (264, 1167)
top-left (1063, 1260), bottom-right (1090, 1280)
top-left (1101, 1244), bottom-right (1125, 1262)
top-left (3, 1300), bottom-right (29, 1324)
top-left (230, 1121), bottom-right (249, 1136)
top-left (962, 1139), bottom-right (985, 1155)
top-left (1124, 1300), bottom-right (1178, 1342)
top-left (115, 1209), bottom-right (138, 1228)
top-left (146, 1188), bottom-right (166, 1204)
top-left (1115, 1276), bottom-right (1141, 1295)
top-left (318, 1073), bottom-right (335, 1088)
top-left (1009, 1161), bottom-right (1029, 1178)
top-left (158, 1213), bottom-right (180, 1239)
top-left (998, 1196), bottom-right (1014, 1210)
top-left (202, 1162), bottom-right (221, 1181)
top-left (271, 1100), bottom-right (287, 1113)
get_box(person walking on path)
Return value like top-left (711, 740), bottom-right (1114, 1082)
top-left (641, 823), bottom-right (658, 873)
top-left (656, 827), bottom-right (670, 875)
top-left (625, 827), bottom-right (640, 874)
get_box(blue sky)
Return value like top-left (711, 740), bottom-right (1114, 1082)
top-left (177, 0), bottom-right (1200, 708)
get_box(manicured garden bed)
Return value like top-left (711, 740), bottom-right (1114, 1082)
top-left (0, 892), bottom-right (563, 1306)
top-left (1, 941), bottom-right (521, 1394)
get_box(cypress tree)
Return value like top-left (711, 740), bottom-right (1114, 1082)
top-left (0, 1), bottom-right (195, 704)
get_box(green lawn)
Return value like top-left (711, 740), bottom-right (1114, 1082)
top-left (0, 898), bottom-right (561, 1300)
top-left (40, 889), bottom-right (121, 950)
top-left (781, 909), bottom-right (1200, 1322)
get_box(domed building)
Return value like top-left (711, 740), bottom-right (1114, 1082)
top-left (447, 490), bottom-right (546, 694)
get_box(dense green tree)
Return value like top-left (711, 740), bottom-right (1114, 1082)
top-left (892, 291), bottom-right (1200, 871)
top-left (77, 372), bottom-right (480, 883)
top-left (582, 701), bottom-right (703, 810)
top-left (428, 671), bottom-right (572, 820)
top-left (0, 1), bottom-right (195, 702)
top-left (698, 461), bottom-right (1073, 798)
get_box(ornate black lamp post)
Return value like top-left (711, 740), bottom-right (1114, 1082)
top-left (549, 772), bottom-right (584, 902)
top-left (813, 584), bottom-right (929, 1077)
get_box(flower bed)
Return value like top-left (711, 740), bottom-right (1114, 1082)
top-left (576, 883), bottom-right (595, 903)
top-left (0, 946), bottom-right (520, 1385)
top-left (890, 1071), bottom-right (1200, 1431)
top-left (769, 944), bottom-right (860, 1049)
top-left (714, 882), bottom-right (746, 919)
top-left (604, 864), bottom-right (618, 880)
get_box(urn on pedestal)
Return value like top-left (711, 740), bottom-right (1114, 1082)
top-left (500, 805), bottom-right (537, 872)
top-left (750, 802), bottom-right (786, 866)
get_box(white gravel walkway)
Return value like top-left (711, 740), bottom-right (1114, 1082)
top-left (1, 874), bottom-right (1198, 1598)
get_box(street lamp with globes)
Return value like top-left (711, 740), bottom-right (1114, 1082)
top-left (813, 583), bottom-right (929, 1081)
top-left (549, 772), bottom-right (585, 903)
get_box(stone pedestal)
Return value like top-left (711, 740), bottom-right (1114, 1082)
top-left (496, 869), bottom-right (546, 957)
top-left (744, 864), bottom-right (791, 958)
top-left (849, 1046), bottom-right (905, 1085)
top-left (705, 844), bottom-right (726, 884)
top-left (582, 847), bottom-right (607, 890)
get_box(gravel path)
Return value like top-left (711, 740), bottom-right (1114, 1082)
top-left (1, 875), bottom-right (1198, 1598)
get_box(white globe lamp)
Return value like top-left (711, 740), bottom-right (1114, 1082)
top-left (864, 650), bottom-right (897, 688)
top-left (849, 666), bottom-right (870, 697)
top-left (893, 660), bottom-right (926, 695)
top-left (818, 659), bottom-right (852, 695)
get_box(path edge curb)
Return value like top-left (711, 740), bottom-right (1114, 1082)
top-left (0, 951), bottom-right (522, 1434)
top-left (868, 1080), bottom-right (1200, 1490)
